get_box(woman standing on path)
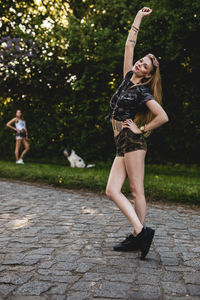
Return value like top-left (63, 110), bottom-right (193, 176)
top-left (106, 7), bottom-right (168, 259)
top-left (6, 109), bottom-right (30, 164)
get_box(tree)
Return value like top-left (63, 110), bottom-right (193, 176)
top-left (0, 0), bottom-right (199, 163)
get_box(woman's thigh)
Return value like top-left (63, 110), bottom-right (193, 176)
top-left (15, 139), bottom-right (22, 150)
top-left (106, 156), bottom-right (127, 193)
top-left (124, 150), bottom-right (146, 193)
top-left (22, 139), bottom-right (29, 149)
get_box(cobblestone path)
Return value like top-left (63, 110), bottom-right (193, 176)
top-left (0, 180), bottom-right (200, 300)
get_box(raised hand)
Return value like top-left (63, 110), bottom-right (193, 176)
top-left (137, 7), bottom-right (152, 17)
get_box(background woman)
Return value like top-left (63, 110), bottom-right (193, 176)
top-left (106, 7), bottom-right (168, 259)
top-left (6, 109), bottom-right (30, 164)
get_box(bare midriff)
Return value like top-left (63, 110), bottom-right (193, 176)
top-left (112, 118), bottom-right (124, 137)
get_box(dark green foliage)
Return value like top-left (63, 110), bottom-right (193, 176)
top-left (0, 0), bottom-right (199, 163)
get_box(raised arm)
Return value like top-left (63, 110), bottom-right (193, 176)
top-left (6, 117), bottom-right (18, 132)
top-left (123, 7), bottom-right (152, 78)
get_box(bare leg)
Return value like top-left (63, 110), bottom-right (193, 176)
top-left (15, 139), bottom-right (22, 161)
top-left (106, 156), bottom-right (143, 235)
top-left (20, 139), bottom-right (30, 159)
top-left (124, 150), bottom-right (146, 230)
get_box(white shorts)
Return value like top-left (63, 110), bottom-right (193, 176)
top-left (16, 136), bottom-right (25, 140)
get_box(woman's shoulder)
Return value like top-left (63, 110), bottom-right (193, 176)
top-left (124, 70), bottom-right (133, 80)
top-left (137, 84), bottom-right (155, 103)
top-left (12, 117), bottom-right (17, 122)
top-left (138, 84), bottom-right (153, 96)
top-left (138, 84), bottom-right (151, 92)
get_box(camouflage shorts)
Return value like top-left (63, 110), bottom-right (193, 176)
top-left (114, 128), bottom-right (147, 157)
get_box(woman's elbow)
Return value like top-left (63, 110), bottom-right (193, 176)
top-left (162, 113), bottom-right (169, 124)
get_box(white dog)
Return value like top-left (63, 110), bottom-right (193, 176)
top-left (64, 148), bottom-right (95, 168)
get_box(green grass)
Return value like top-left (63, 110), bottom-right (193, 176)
top-left (0, 160), bottom-right (199, 206)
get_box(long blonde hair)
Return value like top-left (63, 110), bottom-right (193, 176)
top-left (134, 56), bottom-right (162, 137)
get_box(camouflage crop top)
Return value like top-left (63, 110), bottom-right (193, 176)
top-left (106, 70), bottom-right (155, 122)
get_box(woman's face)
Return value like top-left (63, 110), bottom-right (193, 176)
top-left (16, 110), bottom-right (22, 118)
top-left (132, 56), bottom-right (153, 79)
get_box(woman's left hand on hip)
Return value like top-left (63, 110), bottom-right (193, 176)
top-left (122, 119), bottom-right (142, 134)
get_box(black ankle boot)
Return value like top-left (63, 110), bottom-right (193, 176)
top-left (135, 227), bottom-right (155, 260)
top-left (113, 234), bottom-right (140, 252)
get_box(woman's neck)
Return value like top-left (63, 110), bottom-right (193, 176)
top-left (130, 72), bottom-right (142, 85)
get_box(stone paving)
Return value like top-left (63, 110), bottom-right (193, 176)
top-left (0, 179), bottom-right (200, 300)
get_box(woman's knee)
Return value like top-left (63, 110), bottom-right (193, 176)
top-left (105, 186), bottom-right (118, 199)
top-left (24, 143), bottom-right (30, 151)
top-left (130, 184), bottom-right (145, 199)
top-left (105, 187), bottom-right (112, 198)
